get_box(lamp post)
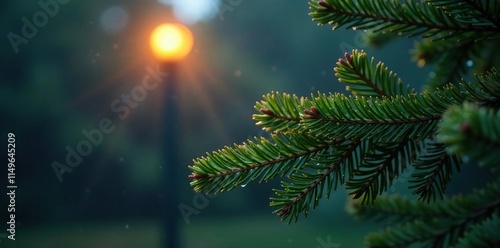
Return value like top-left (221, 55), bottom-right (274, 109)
top-left (150, 23), bottom-right (193, 248)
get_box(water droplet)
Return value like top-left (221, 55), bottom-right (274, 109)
top-left (352, 26), bottom-right (357, 30)
top-left (466, 60), bottom-right (473, 67)
top-left (241, 184), bottom-right (247, 188)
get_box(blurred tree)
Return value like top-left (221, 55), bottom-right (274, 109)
top-left (188, 0), bottom-right (500, 247)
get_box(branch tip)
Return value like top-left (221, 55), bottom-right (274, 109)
top-left (345, 52), bottom-right (353, 64)
top-left (338, 58), bottom-right (349, 67)
top-left (277, 205), bottom-right (291, 217)
top-left (304, 106), bottom-right (320, 117)
top-left (260, 108), bottom-right (274, 115)
top-left (317, 0), bottom-right (333, 10)
top-left (188, 173), bottom-right (207, 180)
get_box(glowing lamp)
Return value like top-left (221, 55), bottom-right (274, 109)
top-left (150, 23), bottom-right (194, 62)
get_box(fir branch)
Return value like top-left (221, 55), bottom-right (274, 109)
top-left (350, 180), bottom-right (500, 222)
top-left (346, 194), bottom-right (452, 222)
top-left (426, 0), bottom-right (500, 30)
top-left (187, 2), bottom-right (500, 246)
top-left (362, 180), bottom-right (500, 247)
top-left (366, 219), bottom-right (460, 247)
top-left (302, 85), bottom-right (466, 142)
top-left (271, 140), bottom-right (364, 222)
top-left (334, 50), bottom-right (413, 97)
top-left (438, 102), bottom-right (500, 167)
top-left (346, 140), bottom-right (419, 204)
top-left (189, 132), bottom-right (341, 193)
top-left (453, 214), bottom-right (500, 248)
top-left (253, 92), bottom-right (303, 132)
top-left (409, 141), bottom-right (461, 203)
top-left (309, 0), bottom-right (500, 40)
top-left (461, 67), bottom-right (500, 107)
top-left (430, 198), bottom-right (500, 248)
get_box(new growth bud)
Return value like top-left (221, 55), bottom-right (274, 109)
top-left (345, 52), bottom-right (353, 64)
top-left (303, 106), bottom-right (320, 118)
top-left (188, 173), bottom-right (207, 180)
top-left (318, 0), bottom-right (333, 10)
top-left (277, 205), bottom-right (291, 217)
top-left (260, 108), bottom-right (274, 116)
top-left (338, 58), bottom-right (349, 67)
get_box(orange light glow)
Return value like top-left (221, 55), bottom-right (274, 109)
top-left (150, 23), bottom-right (193, 62)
